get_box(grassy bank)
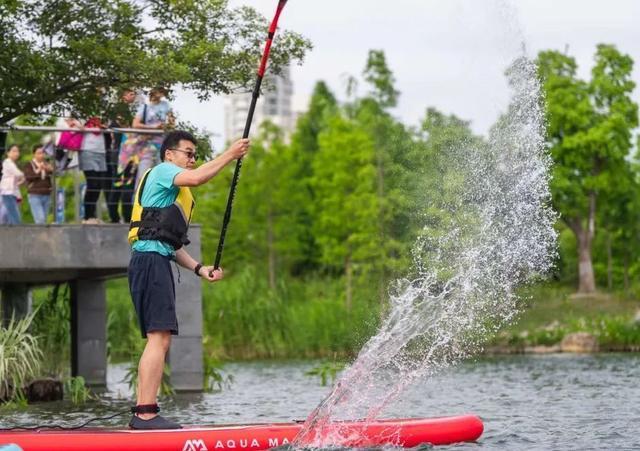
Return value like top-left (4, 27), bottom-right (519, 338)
top-left (493, 283), bottom-right (640, 350)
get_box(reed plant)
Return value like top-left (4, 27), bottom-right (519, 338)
top-left (30, 284), bottom-right (70, 376)
top-left (202, 344), bottom-right (234, 392)
top-left (305, 360), bottom-right (346, 386)
top-left (124, 357), bottom-right (175, 398)
top-left (106, 279), bottom-right (145, 362)
top-left (64, 376), bottom-right (94, 404)
top-left (0, 313), bottom-right (43, 402)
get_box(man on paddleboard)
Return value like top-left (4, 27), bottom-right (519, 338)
top-left (127, 130), bottom-right (250, 429)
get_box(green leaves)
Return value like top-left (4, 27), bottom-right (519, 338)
top-left (0, 313), bottom-right (43, 402)
top-left (311, 114), bottom-right (380, 268)
top-left (0, 0), bottom-right (311, 123)
top-left (64, 376), bottom-right (95, 404)
top-left (124, 355), bottom-right (175, 398)
top-left (363, 50), bottom-right (399, 109)
top-left (537, 45), bottom-right (638, 216)
top-left (304, 360), bottom-right (345, 386)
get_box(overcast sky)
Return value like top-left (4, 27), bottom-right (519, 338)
top-left (172, 0), bottom-right (640, 149)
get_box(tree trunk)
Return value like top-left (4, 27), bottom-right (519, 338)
top-left (570, 192), bottom-right (597, 294)
top-left (376, 147), bottom-right (386, 308)
top-left (345, 252), bottom-right (352, 312)
top-left (606, 230), bottom-right (613, 291)
top-left (623, 251), bottom-right (630, 294)
top-left (267, 208), bottom-right (276, 291)
top-left (577, 232), bottom-right (596, 293)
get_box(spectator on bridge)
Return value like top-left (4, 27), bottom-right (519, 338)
top-left (0, 144), bottom-right (25, 225)
top-left (108, 88), bottom-right (142, 223)
top-left (24, 144), bottom-right (54, 224)
top-left (79, 117), bottom-right (109, 224)
top-left (121, 87), bottom-right (174, 189)
top-left (55, 116), bottom-right (84, 170)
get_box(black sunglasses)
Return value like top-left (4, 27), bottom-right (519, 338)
top-left (170, 147), bottom-right (198, 161)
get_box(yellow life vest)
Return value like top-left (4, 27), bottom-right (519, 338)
top-left (128, 168), bottom-right (195, 250)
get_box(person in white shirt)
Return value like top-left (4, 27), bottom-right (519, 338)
top-left (79, 117), bottom-right (109, 223)
top-left (0, 145), bottom-right (25, 225)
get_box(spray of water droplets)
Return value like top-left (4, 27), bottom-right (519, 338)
top-left (294, 55), bottom-right (557, 447)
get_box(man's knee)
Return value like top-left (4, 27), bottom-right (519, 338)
top-left (147, 331), bottom-right (172, 352)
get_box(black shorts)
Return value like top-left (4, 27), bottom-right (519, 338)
top-left (128, 251), bottom-right (178, 338)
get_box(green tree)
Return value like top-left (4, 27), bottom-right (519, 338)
top-left (292, 81), bottom-right (338, 155)
top-left (225, 122), bottom-right (290, 289)
top-left (362, 49), bottom-right (399, 109)
top-left (354, 50), bottom-right (416, 305)
top-left (311, 114), bottom-right (381, 310)
top-left (417, 107), bottom-right (484, 223)
top-left (285, 81), bottom-right (339, 274)
top-left (0, 0), bottom-right (311, 124)
top-left (536, 44), bottom-right (638, 294)
top-left (195, 122), bottom-right (300, 288)
top-left (595, 132), bottom-right (640, 292)
top-left (412, 107), bottom-right (485, 276)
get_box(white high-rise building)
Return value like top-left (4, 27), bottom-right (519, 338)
top-left (224, 66), bottom-right (294, 143)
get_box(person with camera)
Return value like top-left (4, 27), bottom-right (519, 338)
top-left (23, 144), bottom-right (54, 224)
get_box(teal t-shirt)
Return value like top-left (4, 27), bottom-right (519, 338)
top-left (132, 162), bottom-right (185, 258)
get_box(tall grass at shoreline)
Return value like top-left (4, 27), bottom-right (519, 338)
top-left (105, 267), bottom-right (380, 361)
top-left (202, 266), bottom-right (380, 359)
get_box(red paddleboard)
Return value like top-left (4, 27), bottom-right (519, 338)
top-left (0, 415), bottom-right (483, 450)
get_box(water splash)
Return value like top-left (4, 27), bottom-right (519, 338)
top-left (294, 53), bottom-right (557, 447)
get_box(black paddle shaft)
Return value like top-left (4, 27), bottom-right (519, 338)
top-left (213, 0), bottom-right (288, 270)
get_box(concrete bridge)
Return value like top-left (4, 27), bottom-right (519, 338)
top-left (0, 224), bottom-right (203, 391)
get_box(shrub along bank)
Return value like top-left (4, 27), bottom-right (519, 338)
top-left (490, 283), bottom-right (640, 352)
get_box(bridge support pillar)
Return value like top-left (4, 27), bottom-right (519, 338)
top-left (1, 283), bottom-right (31, 325)
top-left (71, 279), bottom-right (107, 388)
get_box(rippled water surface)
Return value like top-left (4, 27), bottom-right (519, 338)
top-left (2, 354), bottom-right (639, 450)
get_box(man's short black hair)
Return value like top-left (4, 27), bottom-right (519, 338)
top-left (160, 130), bottom-right (197, 162)
top-left (32, 144), bottom-right (43, 153)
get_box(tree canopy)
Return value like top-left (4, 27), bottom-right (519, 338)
top-left (0, 0), bottom-right (311, 124)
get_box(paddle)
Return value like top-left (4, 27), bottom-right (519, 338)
top-left (213, 0), bottom-right (289, 270)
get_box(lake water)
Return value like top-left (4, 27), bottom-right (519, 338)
top-left (2, 354), bottom-right (639, 450)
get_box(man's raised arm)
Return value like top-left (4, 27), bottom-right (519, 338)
top-left (174, 138), bottom-right (250, 187)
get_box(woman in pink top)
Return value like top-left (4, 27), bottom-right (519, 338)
top-left (0, 144), bottom-right (25, 224)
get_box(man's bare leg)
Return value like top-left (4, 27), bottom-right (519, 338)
top-left (136, 330), bottom-right (171, 420)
